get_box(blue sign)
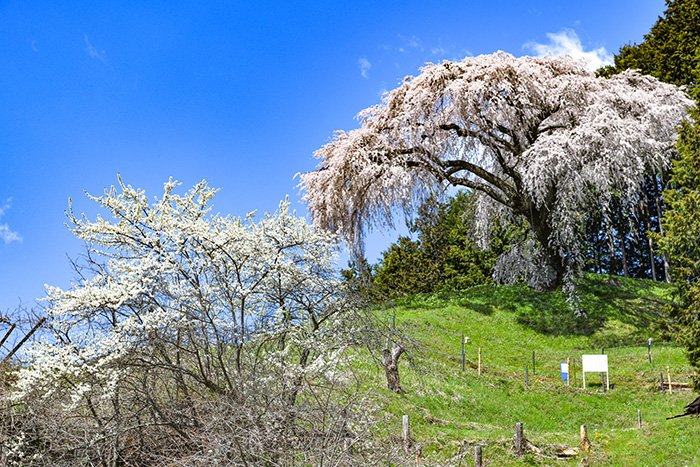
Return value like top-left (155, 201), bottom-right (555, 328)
top-left (560, 362), bottom-right (569, 382)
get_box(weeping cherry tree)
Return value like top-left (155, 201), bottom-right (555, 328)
top-left (301, 52), bottom-right (693, 291)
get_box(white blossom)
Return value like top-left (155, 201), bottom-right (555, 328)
top-left (301, 52), bottom-right (693, 288)
top-left (13, 180), bottom-right (352, 413)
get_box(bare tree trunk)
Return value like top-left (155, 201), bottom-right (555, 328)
top-left (642, 194), bottom-right (658, 281)
top-left (620, 230), bottom-right (629, 277)
top-left (651, 176), bottom-right (672, 282)
top-left (607, 230), bottom-right (617, 276)
top-left (647, 236), bottom-right (658, 281)
top-left (382, 342), bottom-right (405, 393)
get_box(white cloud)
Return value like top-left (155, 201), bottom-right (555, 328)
top-left (358, 57), bottom-right (372, 79)
top-left (84, 34), bottom-right (108, 64)
top-left (524, 29), bottom-right (613, 72)
top-left (397, 34), bottom-right (423, 53)
top-left (0, 199), bottom-right (21, 245)
top-left (431, 47), bottom-right (448, 56)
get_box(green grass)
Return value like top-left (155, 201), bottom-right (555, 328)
top-left (360, 274), bottom-right (700, 466)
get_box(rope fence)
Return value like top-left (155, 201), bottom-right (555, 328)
top-left (415, 342), bottom-right (695, 391)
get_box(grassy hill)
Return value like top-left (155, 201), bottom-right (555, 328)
top-left (358, 274), bottom-right (700, 466)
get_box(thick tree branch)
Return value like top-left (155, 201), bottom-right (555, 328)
top-left (441, 159), bottom-right (518, 201)
top-left (443, 173), bottom-right (513, 207)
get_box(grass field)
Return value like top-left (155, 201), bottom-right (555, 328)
top-left (358, 274), bottom-right (700, 466)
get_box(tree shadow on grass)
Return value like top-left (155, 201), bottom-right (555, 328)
top-left (398, 287), bottom-right (497, 315)
top-left (461, 302), bottom-right (497, 316)
top-left (510, 288), bottom-right (603, 336)
top-left (576, 276), bottom-right (669, 328)
top-left (395, 275), bottom-right (672, 338)
top-left (510, 275), bottom-right (671, 337)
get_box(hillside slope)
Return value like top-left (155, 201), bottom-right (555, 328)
top-left (361, 274), bottom-right (700, 466)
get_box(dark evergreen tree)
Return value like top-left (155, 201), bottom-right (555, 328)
top-left (370, 192), bottom-right (514, 299)
top-left (593, 0), bottom-right (700, 281)
top-left (658, 111), bottom-right (700, 370)
top-left (603, 0), bottom-right (700, 371)
top-left (600, 0), bottom-right (700, 98)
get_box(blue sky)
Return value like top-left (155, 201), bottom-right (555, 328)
top-left (0, 0), bottom-right (666, 312)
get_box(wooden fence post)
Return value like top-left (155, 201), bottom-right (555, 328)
top-left (402, 415), bottom-right (410, 453)
top-left (515, 422), bottom-right (524, 456)
top-left (525, 366), bottom-right (529, 389)
top-left (580, 425), bottom-right (591, 451)
top-left (478, 347), bottom-right (482, 376)
top-left (475, 445), bottom-right (482, 467)
top-left (637, 409), bottom-right (642, 428)
top-left (532, 350), bottom-right (536, 375)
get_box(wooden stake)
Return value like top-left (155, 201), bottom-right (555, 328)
top-left (572, 357), bottom-right (576, 385)
top-left (515, 422), bottom-right (524, 456)
top-left (474, 445), bottom-right (482, 467)
top-left (461, 333), bottom-right (465, 371)
top-left (580, 425), bottom-right (591, 451)
top-left (525, 366), bottom-right (529, 389)
top-left (637, 409), bottom-right (642, 428)
top-left (402, 415), bottom-right (410, 453)
top-left (532, 350), bottom-right (536, 375)
top-left (667, 366), bottom-right (673, 394)
top-left (478, 347), bottom-right (482, 376)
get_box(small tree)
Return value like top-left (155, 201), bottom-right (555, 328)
top-left (4, 178), bottom-right (383, 466)
top-left (301, 52), bottom-right (692, 290)
top-left (372, 192), bottom-right (511, 299)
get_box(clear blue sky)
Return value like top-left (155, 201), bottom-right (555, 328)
top-left (0, 0), bottom-right (666, 312)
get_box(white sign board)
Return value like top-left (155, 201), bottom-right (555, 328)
top-left (581, 354), bottom-right (608, 373)
top-left (581, 354), bottom-right (609, 390)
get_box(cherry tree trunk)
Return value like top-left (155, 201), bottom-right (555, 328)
top-left (528, 204), bottom-right (566, 290)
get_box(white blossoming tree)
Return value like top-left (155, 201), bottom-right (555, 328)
top-left (5, 178), bottom-right (383, 466)
top-left (301, 52), bottom-right (693, 290)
